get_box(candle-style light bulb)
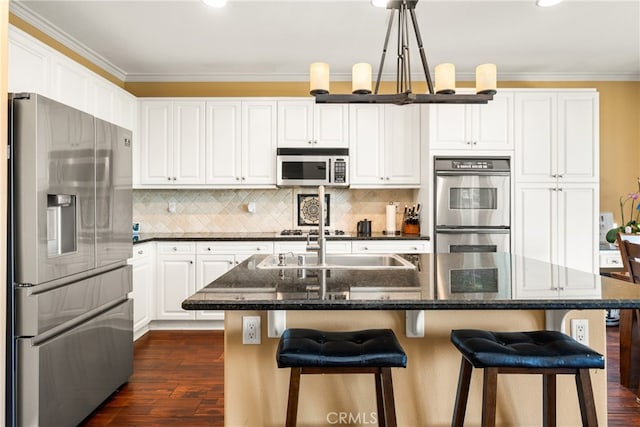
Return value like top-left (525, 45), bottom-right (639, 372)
top-left (310, 62), bottom-right (330, 95)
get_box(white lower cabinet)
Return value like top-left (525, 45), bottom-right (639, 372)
top-left (156, 242), bottom-right (197, 320)
top-left (194, 241), bottom-right (274, 320)
top-left (351, 240), bottom-right (431, 254)
top-left (273, 240), bottom-right (352, 254)
top-left (129, 242), bottom-right (156, 339)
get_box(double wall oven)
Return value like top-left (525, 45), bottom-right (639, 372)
top-left (434, 157), bottom-right (511, 295)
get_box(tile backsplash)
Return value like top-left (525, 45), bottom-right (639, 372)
top-left (133, 188), bottom-right (418, 233)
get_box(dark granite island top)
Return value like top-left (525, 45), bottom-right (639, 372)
top-left (182, 252), bottom-right (640, 311)
top-left (133, 232), bottom-right (430, 244)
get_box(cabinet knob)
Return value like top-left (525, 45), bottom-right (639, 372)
top-left (551, 174), bottom-right (557, 178)
top-left (308, 140), bottom-right (312, 145)
top-left (558, 174), bottom-right (564, 178)
top-left (472, 141), bottom-right (477, 145)
top-left (189, 261), bottom-right (193, 264)
top-left (242, 177), bottom-right (246, 181)
top-left (256, 247), bottom-right (261, 251)
top-left (138, 250), bottom-right (144, 255)
top-left (207, 247), bottom-right (212, 251)
top-left (380, 177), bottom-right (384, 181)
top-left (167, 177), bottom-right (171, 181)
top-left (558, 188), bottom-right (563, 191)
top-left (228, 261), bottom-right (233, 265)
top-left (236, 177), bottom-right (240, 181)
top-left (412, 247), bottom-right (418, 251)
top-left (467, 141), bottom-right (472, 145)
top-left (385, 177), bottom-right (390, 181)
top-left (173, 177), bottom-right (177, 181)
top-left (235, 261), bottom-right (239, 264)
top-left (173, 247), bottom-right (178, 251)
top-left (612, 259), bottom-right (620, 264)
top-left (363, 247), bottom-right (368, 251)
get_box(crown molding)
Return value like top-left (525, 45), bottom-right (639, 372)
top-left (9, 2), bottom-right (127, 82)
top-left (123, 71), bottom-right (640, 83)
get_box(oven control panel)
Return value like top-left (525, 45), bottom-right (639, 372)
top-left (452, 160), bottom-right (493, 169)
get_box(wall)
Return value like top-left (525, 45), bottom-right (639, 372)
top-left (133, 188), bottom-right (417, 234)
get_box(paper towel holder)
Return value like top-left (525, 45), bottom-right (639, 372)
top-left (383, 202), bottom-right (401, 235)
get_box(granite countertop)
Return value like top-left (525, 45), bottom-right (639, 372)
top-left (133, 232), bottom-right (430, 244)
top-left (182, 252), bottom-right (640, 311)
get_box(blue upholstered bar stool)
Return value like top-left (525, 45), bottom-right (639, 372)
top-left (276, 328), bottom-right (407, 427)
top-left (450, 329), bottom-right (605, 427)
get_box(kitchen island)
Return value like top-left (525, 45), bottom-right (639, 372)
top-left (183, 252), bottom-right (640, 426)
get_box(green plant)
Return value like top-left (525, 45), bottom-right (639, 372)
top-left (606, 177), bottom-right (640, 243)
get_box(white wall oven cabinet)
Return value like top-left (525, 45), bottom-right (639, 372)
top-left (428, 91), bottom-right (514, 151)
top-left (139, 100), bottom-right (206, 185)
top-left (129, 242), bottom-right (156, 339)
top-left (515, 90), bottom-right (599, 184)
top-left (349, 104), bottom-right (421, 187)
top-left (277, 100), bottom-right (348, 148)
top-left (204, 100), bottom-right (277, 186)
top-left (514, 183), bottom-right (599, 279)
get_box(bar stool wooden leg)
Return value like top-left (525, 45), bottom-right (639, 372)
top-left (375, 369), bottom-right (387, 427)
top-left (482, 367), bottom-right (499, 427)
top-left (575, 368), bottom-right (598, 427)
top-left (286, 368), bottom-right (302, 427)
top-left (380, 367), bottom-right (397, 427)
top-left (452, 357), bottom-right (473, 427)
top-left (543, 373), bottom-right (557, 427)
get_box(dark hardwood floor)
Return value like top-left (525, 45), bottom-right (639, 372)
top-left (81, 327), bottom-right (640, 426)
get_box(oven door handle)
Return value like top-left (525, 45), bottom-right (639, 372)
top-left (436, 228), bottom-right (510, 234)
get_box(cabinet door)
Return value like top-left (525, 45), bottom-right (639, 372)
top-left (8, 27), bottom-right (51, 96)
top-left (557, 184), bottom-right (599, 276)
top-left (205, 101), bottom-right (242, 185)
top-left (196, 254), bottom-right (234, 320)
top-left (428, 104), bottom-right (470, 149)
top-left (131, 249), bottom-right (154, 334)
top-left (243, 101), bottom-right (277, 185)
top-left (173, 101), bottom-right (206, 184)
top-left (156, 255), bottom-right (195, 320)
top-left (277, 100), bottom-right (313, 147)
top-left (384, 105), bottom-right (420, 185)
top-left (50, 55), bottom-right (91, 113)
top-left (515, 92), bottom-right (557, 183)
top-left (349, 105), bottom-right (384, 185)
top-left (513, 183), bottom-right (558, 264)
top-left (314, 104), bottom-right (349, 147)
top-left (474, 92), bottom-right (514, 150)
top-left (140, 101), bottom-right (173, 184)
top-left (557, 92), bottom-right (599, 182)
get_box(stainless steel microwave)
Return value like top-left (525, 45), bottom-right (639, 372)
top-left (277, 148), bottom-right (349, 187)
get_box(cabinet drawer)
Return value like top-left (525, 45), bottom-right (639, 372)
top-left (274, 241), bottom-right (352, 254)
top-left (132, 242), bottom-right (155, 260)
top-left (157, 242), bottom-right (196, 254)
top-left (352, 240), bottom-right (430, 254)
top-left (196, 241), bottom-right (274, 255)
top-left (600, 251), bottom-right (623, 268)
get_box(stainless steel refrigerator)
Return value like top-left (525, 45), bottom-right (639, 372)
top-left (7, 93), bottom-right (133, 427)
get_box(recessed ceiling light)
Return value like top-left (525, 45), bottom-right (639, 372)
top-left (202, 0), bottom-right (227, 7)
top-left (371, 0), bottom-right (388, 8)
top-left (536, 0), bottom-right (563, 7)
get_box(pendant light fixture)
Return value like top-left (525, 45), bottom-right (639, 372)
top-left (310, 0), bottom-right (496, 105)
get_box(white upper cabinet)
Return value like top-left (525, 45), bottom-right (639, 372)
top-left (8, 27), bottom-right (51, 97)
top-left (277, 100), bottom-right (348, 148)
top-left (515, 90), bottom-right (599, 183)
top-left (205, 100), bottom-right (242, 185)
top-left (428, 91), bottom-right (514, 150)
top-left (139, 99), bottom-right (206, 186)
top-left (242, 100), bottom-right (277, 185)
top-left (349, 104), bottom-right (420, 187)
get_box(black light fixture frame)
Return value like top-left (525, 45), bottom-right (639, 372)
top-left (313, 0), bottom-right (494, 105)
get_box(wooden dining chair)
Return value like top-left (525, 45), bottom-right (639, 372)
top-left (616, 234), bottom-right (640, 399)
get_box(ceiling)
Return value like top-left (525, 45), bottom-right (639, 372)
top-left (9, 0), bottom-right (640, 83)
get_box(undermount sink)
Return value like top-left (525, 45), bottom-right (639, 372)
top-left (256, 253), bottom-right (416, 270)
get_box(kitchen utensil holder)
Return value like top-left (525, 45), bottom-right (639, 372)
top-left (403, 222), bottom-right (420, 235)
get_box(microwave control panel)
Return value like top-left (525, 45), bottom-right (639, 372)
top-left (333, 159), bottom-right (347, 183)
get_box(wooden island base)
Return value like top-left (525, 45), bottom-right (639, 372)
top-left (224, 309), bottom-right (606, 427)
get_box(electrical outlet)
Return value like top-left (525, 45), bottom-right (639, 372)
top-left (242, 316), bottom-right (261, 345)
top-left (571, 319), bottom-right (589, 345)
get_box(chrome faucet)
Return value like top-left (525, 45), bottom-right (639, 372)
top-left (306, 185), bottom-right (326, 266)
